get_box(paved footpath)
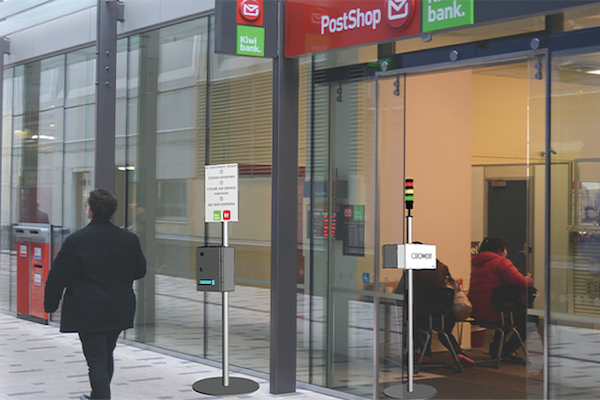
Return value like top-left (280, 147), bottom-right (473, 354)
top-left (0, 313), bottom-right (345, 400)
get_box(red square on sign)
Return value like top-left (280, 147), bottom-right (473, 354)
top-left (223, 210), bottom-right (231, 220)
top-left (237, 0), bottom-right (264, 26)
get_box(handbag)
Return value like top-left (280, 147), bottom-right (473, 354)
top-left (452, 290), bottom-right (472, 321)
top-left (447, 278), bottom-right (472, 321)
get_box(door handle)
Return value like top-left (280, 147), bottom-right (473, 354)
top-left (518, 243), bottom-right (527, 255)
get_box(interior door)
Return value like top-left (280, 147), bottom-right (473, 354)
top-left (488, 180), bottom-right (528, 273)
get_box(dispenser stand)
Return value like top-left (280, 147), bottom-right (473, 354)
top-left (193, 221), bottom-right (259, 396)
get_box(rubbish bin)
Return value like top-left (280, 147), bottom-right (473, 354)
top-left (14, 224), bottom-right (52, 324)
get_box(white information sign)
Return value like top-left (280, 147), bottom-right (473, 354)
top-left (398, 244), bottom-right (436, 270)
top-left (205, 163), bottom-right (239, 222)
top-left (383, 244), bottom-right (436, 270)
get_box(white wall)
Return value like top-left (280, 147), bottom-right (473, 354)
top-left (0, 0), bottom-right (214, 65)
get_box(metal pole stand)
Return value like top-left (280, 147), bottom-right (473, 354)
top-left (384, 179), bottom-right (436, 400)
top-left (193, 221), bottom-right (259, 396)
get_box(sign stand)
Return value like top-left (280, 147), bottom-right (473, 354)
top-left (384, 179), bottom-right (437, 400)
top-left (193, 164), bottom-right (259, 396)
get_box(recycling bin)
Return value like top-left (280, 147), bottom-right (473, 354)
top-left (14, 224), bottom-right (52, 324)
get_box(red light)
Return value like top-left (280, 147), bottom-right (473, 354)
top-left (323, 214), bottom-right (337, 238)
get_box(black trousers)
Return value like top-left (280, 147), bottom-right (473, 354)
top-left (78, 330), bottom-right (121, 399)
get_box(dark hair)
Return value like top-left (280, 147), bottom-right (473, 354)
top-left (87, 188), bottom-right (117, 220)
top-left (479, 237), bottom-right (507, 254)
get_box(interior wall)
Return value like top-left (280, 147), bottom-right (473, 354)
top-left (471, 72), bottom-right (528, 165)
top-left (405, 70), bottom-right (473, 287)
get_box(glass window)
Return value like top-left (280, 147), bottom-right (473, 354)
top-left (550, 48), bottom-right (600, 399)
top-left (157, 180), bottom-right (187, 219)
top-left (123, 16), bottom-right (274, 375)
top-left (564, 4), bottom-right (600, 31)
top-left (66, 48), bottom-right (96, 108)
top-left (39, 55), bottom-right (65, 112)
top-left (0, 68), bottom-right (13, 312)
top-left (64, 48), bottom-right (95, 231)
top-left (10, 59), bottom-right (66, 226)
top-left (299, 57), bottom-right (377, 397)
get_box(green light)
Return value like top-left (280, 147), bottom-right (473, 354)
top-left (199, 279), bottom-right (215, 285)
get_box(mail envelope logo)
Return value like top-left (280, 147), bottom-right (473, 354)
top-left (385, 0), bottom-right (415, 29)
top-left (239, 0), bottom-right (261, 22)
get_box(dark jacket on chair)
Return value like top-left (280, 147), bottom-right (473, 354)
top-left (44, 219), bottom-right (146, 333)
top-left (468, 251), bottom-right (533, 323)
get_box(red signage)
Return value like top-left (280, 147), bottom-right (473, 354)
top-left (285, 0), bottom-right (421, 58)
top-left (223, 210), bottom-right (231, 220)
top-left (385, 0), bottom-right (415, 29)
top-left (344, 206), bottom-right (353, 219)
top-left (237, 0), bottom-right (264, 26)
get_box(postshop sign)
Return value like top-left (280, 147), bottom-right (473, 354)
top-left (284, 0), bottom-right (421, 58)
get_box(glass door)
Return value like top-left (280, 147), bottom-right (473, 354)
top-left (548, 49), bottom-right (600, 399)
top-left (301, 76), bottom-right (377, 398)
top-left (376, 56), bottom-right (547, 399)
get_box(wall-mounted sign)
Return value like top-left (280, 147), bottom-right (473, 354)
top-left (422, 0), bottom-right (474, 32)
top-left (215, 0), bottom-right (277, 58)
top-left (343, 205), bottom-right (365, 257)
top-left (237, 0), bottom-right (264, 25)
top-left (284, 0), bottom-right (421, 58)
top-left (205, 163), bottom-right (239, 222)
top-left (237, 25), bottom-right (265, 56)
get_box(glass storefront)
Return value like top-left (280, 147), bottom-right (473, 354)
top-left (549, 48), bottom-right (600, 399)
top-left (0, 15), bottom-right (275, 376)
top-left (2, 7), bottom-right (600, 400)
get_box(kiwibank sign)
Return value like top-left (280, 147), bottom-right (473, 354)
top-left (423, 0), bottom-right (474, 32)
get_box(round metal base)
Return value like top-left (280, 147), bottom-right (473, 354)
top-left (192, 377), bottom-right (259, 396)
top-left (384, 383), bottom-right (437, 399)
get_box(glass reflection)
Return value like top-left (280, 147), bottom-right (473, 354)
top-left (549, 50), bottom-right (600, 399)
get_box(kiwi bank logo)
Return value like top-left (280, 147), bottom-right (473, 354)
top-left (385, 0), bottom-right (415, 29)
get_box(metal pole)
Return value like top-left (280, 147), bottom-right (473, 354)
top-left (407, 215), bottom-right (413, 392)
top-left (95, 0), bottom-right (119, 192)
top-left (223, 221), bottom-right (229, 387)
top-left (223, 291), bottom-right (229, 386)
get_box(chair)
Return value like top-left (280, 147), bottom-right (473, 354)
top-left (470, 286), bottom-right (529, 369)
top-left (414, 287), bottom-right (464, 373)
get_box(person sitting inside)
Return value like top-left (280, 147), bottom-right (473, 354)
top-left (398, 256), bottom-right (475, 368)
top-left (468, 237), bottom-right (534, 361)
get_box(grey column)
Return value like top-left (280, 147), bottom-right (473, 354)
top-left (95, 0), bottom-right (121, 192)
top-left (270, 0), bottom-right (299, 394)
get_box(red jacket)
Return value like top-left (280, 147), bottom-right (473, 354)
top-left (468, 251), bottom-right (533, 322)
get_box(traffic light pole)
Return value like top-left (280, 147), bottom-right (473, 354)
top-left (384, 179), bottom-right (437, 400)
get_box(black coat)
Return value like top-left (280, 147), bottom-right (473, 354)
top-left (44, 219), bottom-right (146, 333)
